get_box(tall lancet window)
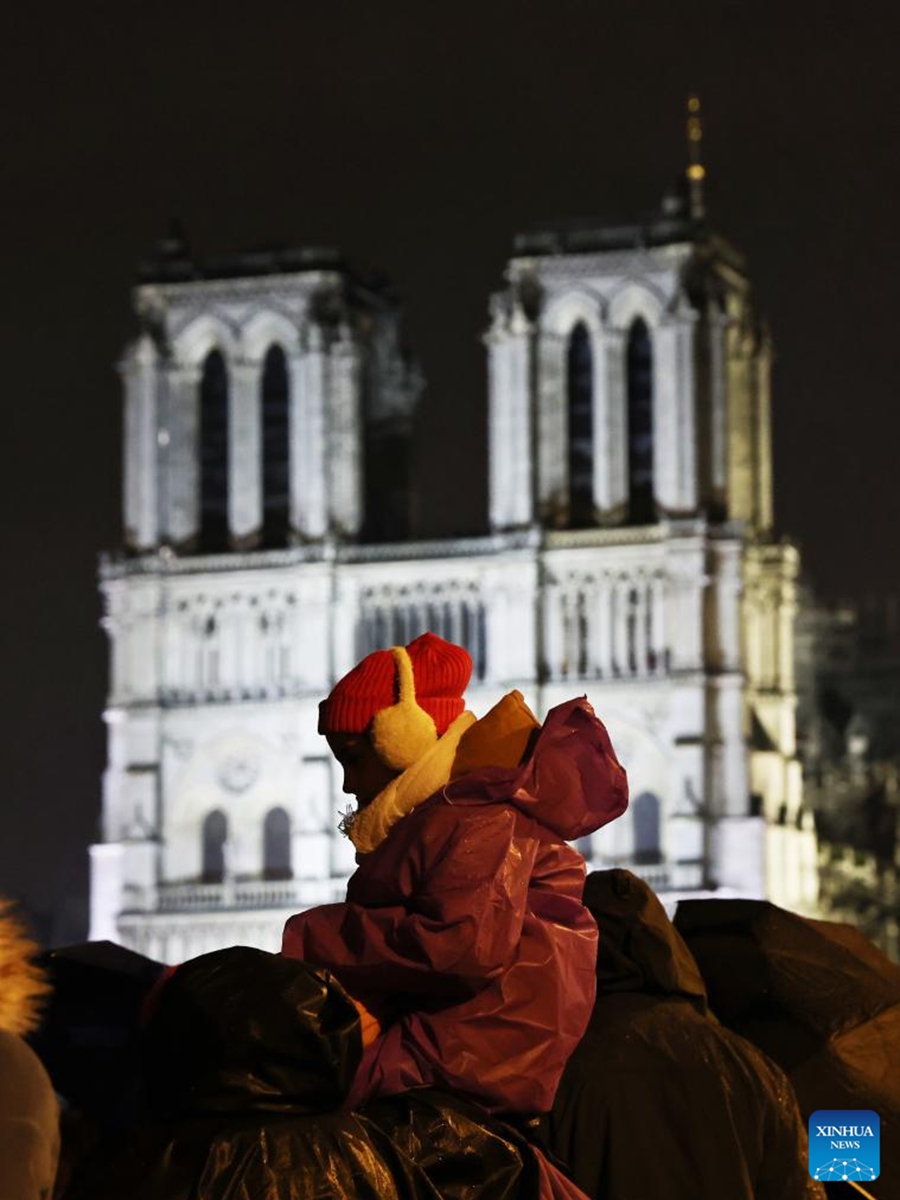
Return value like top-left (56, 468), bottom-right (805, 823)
top-left (567, 322), bottom-right (594, 526)
top-left (626, 319), bottom-right (655, 524)
top-left (199, 349), bottom-right (230, 552)
top-left (263, 806), bottom-right (292, 880)
top-left (261, 345), bottom-right (290, 548)
top-left (201, 809), bottom-right (228, 882)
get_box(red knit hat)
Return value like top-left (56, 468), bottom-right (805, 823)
top-left (318, 632), bottom-right (472, 749)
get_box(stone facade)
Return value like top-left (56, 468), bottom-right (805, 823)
top-left (796, 594), bottom-right (900, 959)
top-left (91, 220), bottom-right (817, 963)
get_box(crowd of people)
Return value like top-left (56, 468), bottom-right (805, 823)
top-left (1, 632), bottom-right (871, 1199)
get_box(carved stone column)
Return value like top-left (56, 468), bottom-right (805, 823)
top-left (667, 561), bottom-right (704, 673)
top-left (535, 328), bottom-right (567, 523)
top-left (634, 579), bottom-right (649, 675)
top-left (484, 578), bottom-right (508, 683)
top-left (713, 674), bottom-right (749, 819)
top-left (612, 578), bottom-right (629, 675)
top-left (777, 567), bottom-right (797, 697)
top-left (596, 327), bottom-right (628, 518)
top-left (218, 598), bottom-right (239, 697)
top-left (162, 362), bottom-right (202, 549)
top-left (487, 302), bottom-right (534, 530)
top-left (121, 334), bottom-right (159, 551)
top-left (586, 580), bottom-right (604, 677)
top-left (674, 310), bottom-right (699, 513)
top-left (229, 359), bottom-right (262, 547)
top-left (727, 322), bottom-right (756, 523)
top-left (709, 541), bottom-right (743, 674)
top-left (562, 589), bottom-right (578, 680)
top-left (327, 324), bottom-right (363, 537)
top-left (754, 333), bottom-right (774, 532)
top-left (650, 575), bottom-right (666, 674)
top-left (655, 307), bottom-right (698, 515)
top-left (290, 334), bottom-right (327, 539)
top-left (330, 570), bottom-right (357, 682)
top-left (543, 581), bottom-right (563, 680)
top-left (707, 306), bottom-right (730, 510)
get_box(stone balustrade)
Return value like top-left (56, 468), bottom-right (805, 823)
top-left (542, 569), bottom-right (669, 682)
top-left (125, 876), bottom-right (350, 913)
top-left (583, 859), bottom-right (704, 893)
top-left (124, 860), bottom-right (703, 915)
top-left (355, 581), bottom-right (488, 680)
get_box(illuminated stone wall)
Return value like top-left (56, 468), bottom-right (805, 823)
top-left (485, 229), bottom-right (814, 913)
top-left (92, 229), bottom-right (816, 962)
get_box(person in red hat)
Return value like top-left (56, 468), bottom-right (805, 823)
top-left (282, 632), bottom-right (628, 1196)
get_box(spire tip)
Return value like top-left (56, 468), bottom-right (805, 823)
top-left (685, 95), bottom-right (706, 220)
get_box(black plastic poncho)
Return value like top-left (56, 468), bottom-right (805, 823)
top-left (543, 871), bottom-right (824, 1200)
top-left (65, 946), bottom-right (537, 1200)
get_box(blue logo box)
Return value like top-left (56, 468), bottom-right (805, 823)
top-left (809, 1110), bottom-right (880, 1183)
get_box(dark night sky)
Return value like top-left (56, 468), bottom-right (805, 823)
top-left (3, 1), bottom-right (899, 940)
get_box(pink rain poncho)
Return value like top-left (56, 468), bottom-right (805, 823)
top-left (283, 697), bottom-right (628, 1118)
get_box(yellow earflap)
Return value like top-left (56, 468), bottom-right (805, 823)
top-left (370, 646), bottom-right (438, 771)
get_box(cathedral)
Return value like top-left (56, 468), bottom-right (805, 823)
top-left (90, 125), bottom-right (818, 961)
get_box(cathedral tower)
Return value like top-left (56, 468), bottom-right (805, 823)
top-left (91, 243), bottom-right (424, 958)
top-left (92, 154), bottom-right (817, 961)
top-left (485, 147), bottom-right (813, 906)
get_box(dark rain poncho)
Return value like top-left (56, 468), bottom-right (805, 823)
top-left (675, 899), bottom-right (900, 1200)
top-left (65, 947), bottom-right (540, 1200)
top-left (543, 871), bottom-right (825, 1200)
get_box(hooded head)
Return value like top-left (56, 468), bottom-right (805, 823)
top-left (443, 696), bottom-right (628, 843)
top-left (583, 869), bottom-right (707, 1008)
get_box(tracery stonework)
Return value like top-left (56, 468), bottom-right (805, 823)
top-left (92, 223), bottom-right (817, 963)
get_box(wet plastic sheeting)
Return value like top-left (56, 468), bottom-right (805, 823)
top-left (544, 873), bottom-right (823, 1200)
top-left (143, 946), bottom-right (360, 1116)
top-left (68, 1101), bottom-right (535, 1200)
top-left (67, 1109), bottom-right (442, 1200)
top-left (364, 1091), bottom-right (534, 1200)
top-left (66, 947), bottom-right (537, 1200)
top-left (675, 899), bottom-right (900, 1200)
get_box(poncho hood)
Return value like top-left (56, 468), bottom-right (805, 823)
top-left (583, 869), bottom-right (707, 1009)
top-left (445, 696), bottom-right (628, 841)
top-left (143, 948), bottom-right (361, 1116)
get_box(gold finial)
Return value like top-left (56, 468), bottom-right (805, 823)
top-left (686, 94), bottom-right (706, 220)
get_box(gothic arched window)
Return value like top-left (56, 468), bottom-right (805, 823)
top-left (567, 322), bottom-right (594, 526)
top-left (632, 792), bottom-right (662, 864)
top-left (263, 806), bottom-right (292, 880)
top-left (201, 809), bottom-right (228, 882)
top-left (261, 345), bottom-right (290, 548)
top-left (626, 319), bottom-right (654, 524)
top-left (199, 350), bottom-right (230, 552)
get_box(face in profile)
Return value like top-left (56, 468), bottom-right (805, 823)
top-left (326, 732), bottom-right (400, 809)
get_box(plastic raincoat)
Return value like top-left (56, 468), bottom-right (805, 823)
top-left (284, 696), bottom-right (627, 1118)
top-left (543, 870), bottom-right (825, 1200)
top-left (66, 946), bottom-right (540, 1200)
